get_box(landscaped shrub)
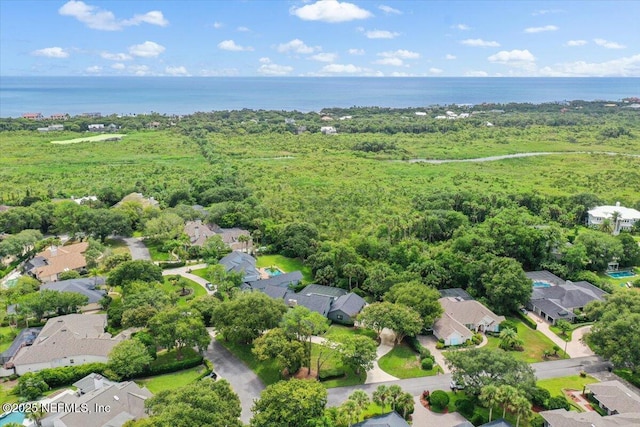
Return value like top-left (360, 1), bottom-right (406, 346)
top-left (159, 261), bottom-right (186, 269)
top-left (471, 411), bottom-right (487, 426)
top-left (530, 414), bottom-right (546, 427)
top-left (531, 386), bottom-right (551, 408)
top-left (143, 355), bottom-right (203, 376)
top-left (421, 357), bottom-right (434, 370)
top-left (455, 398), bottom-right (474, 417)
top-left (406, 336), bottom-right (431, 359)
top-left (515, 310), bottom-right (538, 329)
top-left (500, 319), bottom-right (518, 332)
top-left (436, 341), bottom-right (445, 349)
top-left (319, 367), bottom-right (346, 381)
top-left (17, 376), bottom-right (49, 400)
top-left (17, 362), bottom-right (110, 399)
top-left (429, 390), bottom-right (449, 410)
top-left (471, 333), bottom-right (483, 345)
top-left (548, 396), bottom-right (570, 410)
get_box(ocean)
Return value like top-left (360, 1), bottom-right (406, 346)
top-left (0, 76), bottom-right (638, 118)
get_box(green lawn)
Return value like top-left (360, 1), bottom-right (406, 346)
top-left (323, 324), bottom-right (377, 341)
top-left (151, 347), bottom-right (200, 367)
top-left (104, 238), bottom-right (131, 256)
top-left (549, 322), bottom-right (593, 340)
top-left (146, 240), bottom-right (173, 262)
top-left (217, 337), bottom-right (282, 385)
top-left (0, 326), bottom-right (20, 353)
top-left (484, 317), bottom-right (568, 363)
top-left (135, 366), bottom-right (205, 393)
top-left (190, 268), bottom-right (209, 280)
top-left (311, 342), bottom-right (366, 388)
top-left (538, 375), bottom-right (598, 397)
top-left (162, 276), bottom-right (207, 306)
top-left (378, 343), bottom-right (440, 379)
top-left (255, 254), bottom-right (313, 282)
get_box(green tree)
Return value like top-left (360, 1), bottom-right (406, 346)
top-left (148, 308), bottom-right (210, 358)
top-left (253, 328), bottom-right (306, 375)
top-left (575, 230), bottom-right (624, 272)
top-left (556, 319), bottom-right (572, 337)
top-left (429, 390), bottom-right (450, 410)
top-left (512, 394), bottom-right (531, 427)
top-left (499, 327), bottom-right (524, 351)
top-left (281, 306), bottom-right (330, 372)
top-left (144, 212), bottom-right (184, 242)
top-left (479, 384), bottom-right (500, 422)
top-left (251, 379), bottom-right (327, 427)
top-left (201, 235), bottom-right (230, 263)
top-left (480, 257), bottom-right (532, 314)
top-left (335, 334), bottom-right (378, 374)
top-left (496, 385), bottom-right (520, 418)
top-left (385, 281), bottom-right (443, 329)
top-left (396, 392), bottom-right (414, 420)
top-left (107, 260), bottom-right (163, 289)
top-left (26, 403), bottom-right (46, 427)
top-left (108, 339), bottom-right (152, 379)
top-left (372, 385), bottom-right (390, 413)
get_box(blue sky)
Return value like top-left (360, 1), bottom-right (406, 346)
top-left (1, 0), bottom-right (639, 77)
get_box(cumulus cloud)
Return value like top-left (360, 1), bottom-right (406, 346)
top-left (213, 21), bottom-right (223, 29)
top-left (533, 9), bottom-right (563, 16)
top-left (259, 57), bottom-right (272, 64)
top-left (59, 1), bottom-right (168, 31)
top-left (375, 57), bottom-right (404, 66)
top-left (128, 65), bottom-right (150, 76)
top-left (101, 52), bottom-right (132, 61)
top-left (488, 49), bottom-right (536, 64)
top-left (237, 26), bottom-right (251, 32)
top-left (465, 70), bottom-right (489, 77)
top-left (320, 63), bottom-right (363, 73)
top-left (445, 54), bottom-right (457, 60)
top-left (218, 40), bottom-right (254, 51)
top-left (379, 49), bottom-right (420, 59)
top-left (524, 25), bottom-right (558, 33)
top-left (32, 47), bottom-right (69, 58)
top-left (566, 40), bottom-right (588, 47)
top-left (348, 48), bottom-right (365, 55)
top-left (460, 39), bottom-right (500, 47)
top-left (452, 24), bottom-right (471, 30)
top-left (165, 66), bottom-right (189, 76)
top-left (85, 65), bottom-right (102, 73)
top-left (309, 52), bottom-right (337, 62)
top-left (258, 63), bottom-right (294, 76)
top-left (129, 41), bottom-right (165, 57)
top-left (291, 0), bottom-right (372, 23)
top-left (379, 5), bottom-right (402, 14)
top-left (429, 67), bottom-right (443, 74)
top-left (364, 30), bottom-right (399, 39)
top-left (111, 63), bottom-right (126, 70)
top-left (539, 54), bottom-right (640, 77)
top-left (277, 39), bottom-right (317, 54)
top-left (594, 38), bottom-right (626, 49)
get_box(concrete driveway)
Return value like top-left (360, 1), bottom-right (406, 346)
top-left (120, 237), bottom-right (151, 260)
top-left (162, 264), bottom-right (212, 294)
top-left (204, 332), bottom-right (265, 424)
top-left (527, 312), bottom-right (594, 358)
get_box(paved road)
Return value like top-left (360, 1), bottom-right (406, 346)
top-left (204, 334), bottom-right (265, 424)
top-left (120, 237), bottom-right (152, 260)
top-left (326, 355), bottom-right (607, 406)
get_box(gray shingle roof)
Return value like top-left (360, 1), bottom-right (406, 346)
top-left (41, 277), bottom-right (107, 304)
top-left (439, 288), bottom-right (473, 301)
top-left (73, 373), bottom-right (116, 394)
top-left (353, 411), bottom-right (410, 427)
top-left (300, 284), bottom-right (347, 299)
top-left (219, 251), bottom-right (260, 282)
top-left (261, 285), bottom-right (289, 300)
top-left (539, 409), bottom-right (640, 427)
top-left (329, 293), bottom-right (366, 317)
top-left (588, 380), bottom-right (640, 414)
top-left (284, 291), bottom-right (332, 316)
top-left (247, 271), bottom-right (303, 290)
top-left (481, 419), bottom-right (513, 427)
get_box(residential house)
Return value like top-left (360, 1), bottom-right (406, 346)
top-left (22, 112), bottom-right (43, 120)
top-left (0, 328), bottom-right (42, 376)
top-left (8, 314), bottom-right (122, 375)
top-left (25, 242), bottom-right (89, 282)
top-left (525, 271), bottom-right (607, 325)
top-left (287, 285), bottom-right (365, 324)
top-left (40, 277), bottom-right (107, 312)
top-left (73, 372), bottom-right (116, 394)
top-left (284, 291), bottom-right (333, 316)
top-left (439, 288), bottom-right (473, 301)
top-left (212, 226), bottom-right (251, 251)
top-left (184, 219), bottom-right (217, 246)
top-left (327, 293), bottom-right (366, 325)
top-left (246, 271), bottom-right (303, 291)
top-left (41, 374), bottom-right (152, 427)
top-left (81, 112), bottom-right (102, 118)
top-left (49, 113), bottom-right (69, 120)
top-left (320, 126), bottom-right (337, 135)
top-left (219, 251), bottom-right (260, 282)
top-left (587, 202), bottom-right (640, 234)
top-left (433, 297), bottom-right (505, 346)
top-left (115, 192), bottom-right (160, 209)
top-left (37, 124), bottom-right (64, 132)
top-left (586, 381), bottom-right (640, 415)
top-left (353, 412), bottom-right (409, 427)
top-left (88, 124), bottom-right (105, 131)
top-left (71, 195), bottom-right (98, 205)
top-left (539, 409), bottom-right (640, 427)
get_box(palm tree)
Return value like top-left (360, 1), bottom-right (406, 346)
top-left (339, 399), bottom-right (360, 427)
top-left (387, 385), bottom-right (403, 411)
top-left (512, 395), bottom-right (531, 427)
top-left (348, 389), bottom-right (370, 413)
top-left (480, 384), bottom-right (500, 422)
top-left (395, 392), bottom-right (414, 419)
top-left (238, 233), bottom-right (250, 253)
top-left (27, 403), bottom-right (45, 427)
top-left (497, 385), bottom-right (518, 418)
top-left (499, 327), bottom-right (523, 351)
top-left (373, 385), bottom-right (390, 414)
top-left (611, 211), bottom-right (621, 234)
top-left (599, 218), bottom-right (613, 234)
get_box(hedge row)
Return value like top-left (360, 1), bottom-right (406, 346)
top-left (515, 311), bottom-right (537, 329)
top-left (142, 355), bottom-right (203, 376)
top-left (406, 336), bottom-right (431, 359)
top-left (159, 261), bottom-right (186, 269)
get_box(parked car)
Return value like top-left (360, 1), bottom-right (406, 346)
top-left (519, 307), bottom-right (528, 315)
top-left (205, 282), bottom-right (214, 291)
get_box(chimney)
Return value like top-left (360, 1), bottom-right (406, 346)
top-left (50, 245), bottom-right (58, 256)
top-left (94, 374), bottom-right (104, 390)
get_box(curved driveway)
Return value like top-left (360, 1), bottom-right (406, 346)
top-left (161, 264), bottom-right (213, 294)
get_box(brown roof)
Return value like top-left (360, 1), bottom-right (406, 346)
top-left (184, 220), bottom-right (216, 246)
top-left (433, 312), bottom-right (473, 340)
top-left (34, 242), bottom-right (89, 279)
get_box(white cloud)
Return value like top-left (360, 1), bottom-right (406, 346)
top-left (85, 65), bottom-right (102, 73)
top-left (259, 57), bottom-right (272, 64)
top-left (128, 65), bottom-right (150, 76)
top-left (594, 38), bottom-right (626, 49)
top-left (375, 57), bottom-right (404, 66)
top-left (488, 49), bottom-right (536, 64)
top-left (379, 5), bottom-right (402, 14)
top-left (111, 63), bottom-right (126, 70)
top-left (277, 39), bottom-right (317, 54)
top-left (452, 24), bottom-right (471, 30)
top-left (320, 63), bottom-right (363, 73)
top-left (199, 68), bottom-right (239, 77)
top-left (237, 26), bottom-right (251, 32)
top-left (524, 25), bottom-right (558, 33)
top-left (218, 40), bottom-right (254, 52)
top-left (101, 52), bottom-right (132, 61)
top-left (129, 41), bottom-right (165, 57)
top-left (165, 66), bottom-right (189, 76)
top-left (364, 30), bottom-right (399, 39)
top-left (566, 40), bottom-right (587, 47)
top-left (32, 47), bottom-right (69, 58)
top-left (460, 39), bottom-right (500, 47)
top-left (379, 49), bottom-right (420, 59)
top-left (533, 9), bottom-right (563, 16)
top-left (465, 70), bottom-right (489, 77)
top-left (445, 54), bottom-right (457, 60)
top-left (291, 0), bottom-right (372, 23)
top-left (258, 63), bottom-right (294, 76)
top-left (429, 68), bottom-right (443, 74)
top-left (348, 48), bottom-right (365, 55)
top-left (59, 1), bottom-right (168, 31)
top-left (389, 71), bottom-right (411, 77)
top-left (539, 54), bottom-right (640, 77)
top-left (310, 52), bottom-right (337, 62)
top-left (213, 21), bottom-right (223, 29)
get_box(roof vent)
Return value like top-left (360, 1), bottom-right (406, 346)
top-left (113, 395), bottom-right (120, 401)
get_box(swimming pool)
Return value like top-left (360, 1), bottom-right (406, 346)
top-left (607, 271), bottom-right (636, 279)
top-left (0, 411), bottom-right (25, 426)
top-left (533, 281), bottom-right (552, 288)
top-left (265, 267), bottom-right (283, 277)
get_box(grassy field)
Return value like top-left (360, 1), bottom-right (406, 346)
top-left (146, 240), bottom-right (173, 262)
top-left (378, 343), bottom-right (440, 379)
top-left (217, 338), bottom-right (282, 385)
top-left (135, 366), bottom-right (205, 393)
top-left (538, 375), bottom-right (598, 397)
top-left (483, 317), bottom-right (568, 363)
top-left (104, 238), bottom-right (130, 256)
top-left (256, 254), bottom-right (313, 282)
top-left (50, 134), bottom-right (125, 144)
top-left (323, 324), bottom-right (377, 341)
top-left (161, 276), bottom-right (207, 306)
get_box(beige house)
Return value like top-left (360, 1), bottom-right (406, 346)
top-left (9, 314), bottom-right (122, 375)
top-left (26, 242), bottom-right (89, 282)
top-left (433, 297), bottom-right (505, 346)
top-left (184, 219), bottom-right (217, 246)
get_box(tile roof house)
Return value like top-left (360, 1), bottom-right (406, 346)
top-left (25, 242), bottom-right (89, 282)
top-left (40, 277), bottom-right (107, 311)
top-left (9, 314), bottom-right (122, 375)
top-left (587, 381), bottom-right (640, 415)
top-left (525, 271), bottom-right (607, 325)
top-left (353, 411), bottom-right (410, 427)
top-left (219, 251), bottom-right (260, 282)
top-left (42, 376), bottom-right (152, 427)
top-left (433, 297), bottom-right (505, 346)
top-left (184, 219), bottom-right (217, 246)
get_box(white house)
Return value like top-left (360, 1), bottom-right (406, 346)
top-left (587, 202), bottom-right (640, 234)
